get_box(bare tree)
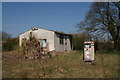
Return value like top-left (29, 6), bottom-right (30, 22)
top-left (77, 2), bottom-right (120, 49)
top-left (0, 31), bottom-right (11, 41)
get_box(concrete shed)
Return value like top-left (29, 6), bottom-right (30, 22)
top-left (19, 27), bottom-right (73, 51)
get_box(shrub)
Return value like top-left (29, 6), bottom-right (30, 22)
top-left (2, 38), bottom-right (19, 51)
top-left (72, 34), bottom-right (85, 50)
top-left (72, 33), bottom-right (92, 50)
top-left (95, 41), bottom-right (114, 51)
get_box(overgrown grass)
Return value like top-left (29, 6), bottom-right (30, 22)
top-left (2, 50), bottom-right (118, 78)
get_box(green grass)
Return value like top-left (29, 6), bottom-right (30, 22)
top-left (2, 50), bottom-right (118, 78)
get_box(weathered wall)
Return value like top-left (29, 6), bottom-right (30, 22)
top-left (54, 33), bottom-right (72, 51)
top-left (19, 30), bottom-right (32, 47)
top-left (19, 28), bottom-right (72, 52)
top-left (19, 28), bottom-right (55, 51)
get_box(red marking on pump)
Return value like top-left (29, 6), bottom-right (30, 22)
top-left (84, 59), bottom-right (92, 61)
top-left (87, 54), bottom-right (91, 56)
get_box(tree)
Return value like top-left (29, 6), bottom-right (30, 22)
top-left (0, 31), bottom-right (11, 41)
top-left (77, 2), bottom-right (120, 49)
top-left (3, 38), bottom-right (18, 51)
top-left (72, 32), bottom-right (92, 50)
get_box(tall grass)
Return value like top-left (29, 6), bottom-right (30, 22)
top-left (2, 50), bottom-right (118, 78)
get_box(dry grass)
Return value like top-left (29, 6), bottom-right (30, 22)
top-left (2, 50), bottom-right (118, 78)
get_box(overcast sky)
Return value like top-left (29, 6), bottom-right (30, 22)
top-left (2, 2), bottom-right (92, 37)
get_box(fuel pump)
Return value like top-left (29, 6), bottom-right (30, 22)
top-left (83, 41), bottom-right (95, 61)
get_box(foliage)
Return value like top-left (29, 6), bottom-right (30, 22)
top-left (95, 41), bottom-right (114, 51)
top-left (72, 32), bottom-right (92, 50)
top-left (3, 38), bottom-right (19, 51)
top-left (0, 31), bottom-right (11, 41)
top-left (72, 32), bottom-right (114, 51)
top-left (77, 2), bottom-right (120, 49)
top-left (72, 35), bottom-right (83, 50)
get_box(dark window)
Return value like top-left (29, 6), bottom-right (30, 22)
top-left (22, 38), bottom-right (26, 40)
top-left (60, 34), bottom-right (64, 44)
top-left (65, 35), bottom-right (67, 45)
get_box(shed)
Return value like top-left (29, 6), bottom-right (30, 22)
top-left (19, 27), bottom-right (73, 51)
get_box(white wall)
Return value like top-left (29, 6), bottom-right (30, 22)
top-left (19, 28), bottom-right (55, 51)
top-left (19, 30), bottom-right (32, 47)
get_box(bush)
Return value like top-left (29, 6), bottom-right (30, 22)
top-left (2, 38), bottom-right (19, 51)
top-left (72, 33), bottom-right (114, 51)
top-left (72, 34), bottom-right (85, 50)
top-left (95, 41), bottom-right (114, 51)
top-left (72, 36), bottom-right (84, 50)
top-left (72, 33), bottom-right (92, 50)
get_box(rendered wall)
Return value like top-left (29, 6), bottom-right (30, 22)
top-left (54, 33), bottom-right (72, 51)
top-left (19, 28), bottom-right (55, 51)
